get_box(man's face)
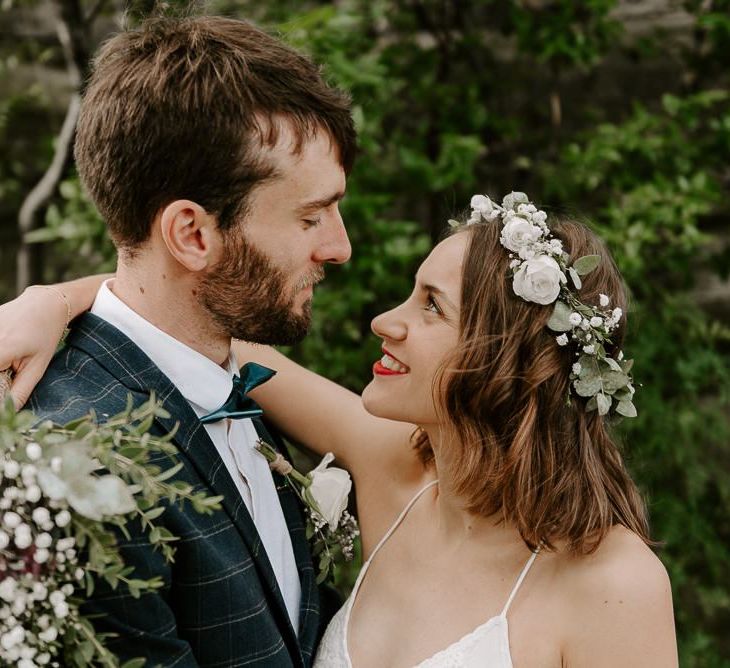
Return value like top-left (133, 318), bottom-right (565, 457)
top-left (198, 125), bottom-right (350, 345)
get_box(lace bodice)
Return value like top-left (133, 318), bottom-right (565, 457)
top-left (313, 481), bottom-right (539, 667)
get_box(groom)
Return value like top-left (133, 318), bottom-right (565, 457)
top-left (28, 15), bottom-right (355, 668)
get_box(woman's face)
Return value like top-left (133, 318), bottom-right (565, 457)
top-left (362, 233), bottom-right (466, 426)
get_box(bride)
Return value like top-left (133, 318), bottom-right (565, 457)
top-left (1, 193), bottom-right (677, 667)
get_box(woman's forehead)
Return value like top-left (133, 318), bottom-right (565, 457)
top-left (417, 234), bottom-right (467, 297)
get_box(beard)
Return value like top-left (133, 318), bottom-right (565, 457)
top-left (198, 227), bottom-right (324, 345)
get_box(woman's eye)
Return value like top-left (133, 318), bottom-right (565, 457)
top-left (303, 217), bottom-right (321, 227)
top-left (424, 296), bottom-right (441, 314)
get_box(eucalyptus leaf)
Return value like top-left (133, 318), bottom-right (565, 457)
top-left (616, 400), bottom-right (637, 417)
top-left (547, 300), bottom-right (573, 332)
top-left (572, 254), bottom-right (601, 275)
top-left (568, 267), bottom-right (582, 289)
top-left (601, 370), bottom-right (630, 393)
top-left (596, 393), bottom-right (612, 415)
top-left (586, 396), bottom-right (598, 412)
top-left (574, 375), bottom-right (603, 397)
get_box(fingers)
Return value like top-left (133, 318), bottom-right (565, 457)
top-left (9, 362), bottom-right (44, 410)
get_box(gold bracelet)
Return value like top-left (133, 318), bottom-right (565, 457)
top-left (26, 285), bottom-right (72, 329)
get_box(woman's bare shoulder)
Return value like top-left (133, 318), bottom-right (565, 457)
top-left (557, 526), bottom-right (677, 667)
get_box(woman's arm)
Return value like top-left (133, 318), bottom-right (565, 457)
top-left (0, 274), bottom-right (110, 408)
top-left (234, 341), bottom-right (434, 554)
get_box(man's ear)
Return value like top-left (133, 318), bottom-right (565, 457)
top-left (158, 200), bottom-right (220, 272)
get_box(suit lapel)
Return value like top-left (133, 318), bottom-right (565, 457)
top-left (65, 315), bottom-right (303, 664)
top-left (252, 419), bottom-right (320, 657)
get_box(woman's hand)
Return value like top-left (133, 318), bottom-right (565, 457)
top-left (0, 274), bottom-right (110, 408)
top-left (0, 288), bottom-right (69, 409)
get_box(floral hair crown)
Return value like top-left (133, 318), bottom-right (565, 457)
top-left (452, 192), bottom-right (637, 419)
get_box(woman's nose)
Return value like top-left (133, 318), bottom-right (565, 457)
top-left (371, 303), bottom-right (407, 341)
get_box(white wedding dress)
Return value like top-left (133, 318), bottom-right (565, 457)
top-left (314, 480), bottom-right (540, 667)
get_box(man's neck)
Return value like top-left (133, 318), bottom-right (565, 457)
top-left (112, 263), bottom-right (230, 366)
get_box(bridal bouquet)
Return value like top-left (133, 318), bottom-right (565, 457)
top-left (0, 396), bottom-right (222, 668)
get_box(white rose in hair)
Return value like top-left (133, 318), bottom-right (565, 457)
top-left (512, 255), bottom-right (564, 305)
top-left (500, 216), bottom-right (543, 253)
top-left (470, 194), bottom-right (499, 221)
top-left (304, 453), bottom-right (352, 530)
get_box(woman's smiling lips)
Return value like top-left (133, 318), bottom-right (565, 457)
top-left (373, 347), bottom-right (410, 376)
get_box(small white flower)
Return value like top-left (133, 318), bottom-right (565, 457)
top-left (612, 307), bottom-right (623, 321)
top-left (61, 583), bottom-right (74, 596)
top-left (25, 443), bottom-right (42, 461)
top-left (38, 627), bottom-right (57, 643)
top-left (53, 602), bottom-right (69, 618)
top-left (35, 532), bottom-right (52, 549)
top-left (2, 512), bottom-right (21, 530)
top-left (599, 293), bottom-right (610, 307)
top-left (56, 537), bottom-right (75, 551)
top-left (569, 312), bottom-right (582, 326)
top-left (580, 318), bottom-right (591, 331)
top-left (0, 625), bottom-right (24, 649)
top-left (618, 351), bottom-right (624, 361)
top-left (583, 344), bottom-right (596, 354)
top-left (37, 653), bottom-right (51, 665)
top-left (470, 194), bottom-right (500, 221)
top-left (509, 259), bottom-right (520, 269)
top-left (54, 510), bottom-right (71, 528)
top-left (21, 464), bottom-right (38, 481)
top-left (33, 548), bottom-right (50, 565)
top-left (75, 568), bottom-right (84, 581)
top-left (50, 457), bottom-right (62, 474)
top-left (32, 582), bottom-right (48, 601)
top-left (14, 529), bottom-right (32, 550)
top-left (532, 210), bottom-right (547, 225)
top-left (36, 615), bottom-right (50, 630)
top-left (48, 591), bottom-right (65, 607)
top-left (590, 316), bottom-right (603, 328)
top-left (11, 596), bottom-right (26, 616)
top-left (31, 508), bottom-right (51, 526)
top-left (0, 531), bottom-right (8, 550)
top-left (18, 659), bottom-right (36, 668)
top-left (0, 578), bottom-right (17, 602)
top-left (0, 499), bottom-right (10, 510)
top-left (24, 485), bottom-right (41, 504)
top-left (572, 362), bottom-right (582, 375)
top-left (556, 334), bottom-right (569, 346)
top-left (3, 461), bottom-right (19, 479)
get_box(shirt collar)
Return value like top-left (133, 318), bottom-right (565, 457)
top-left (90, 279), bottom-right (238, 416)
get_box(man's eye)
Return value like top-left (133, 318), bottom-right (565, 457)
top-left (303, 217), bottom-right (321, 227)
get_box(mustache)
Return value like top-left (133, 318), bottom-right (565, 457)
top-left (295, 267), bottom-right (326, 292)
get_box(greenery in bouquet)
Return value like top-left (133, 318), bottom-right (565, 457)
top-left (0, 397), bottom-right (222, 667)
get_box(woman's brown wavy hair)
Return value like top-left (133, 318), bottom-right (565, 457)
top-left (414, 216), bottom-right (650, 555)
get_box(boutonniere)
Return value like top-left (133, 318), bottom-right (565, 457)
top-left (255, 440), bottom-right (359, 584)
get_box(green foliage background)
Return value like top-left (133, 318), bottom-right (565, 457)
top-left (2, 0), bottom-right (729, 664)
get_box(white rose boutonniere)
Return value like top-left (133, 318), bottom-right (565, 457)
top-left (513, 255), bottom-right (565, 305)
top-left (304, 452), bottom-right (352, 530)
top-left (256, 441), bottom-right (359, 584)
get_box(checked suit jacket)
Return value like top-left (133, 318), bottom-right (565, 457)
top-left (29, 313), bottom-right (324, 667)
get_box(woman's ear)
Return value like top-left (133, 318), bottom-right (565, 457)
top-left (158, 199), bottom-right (220, 272)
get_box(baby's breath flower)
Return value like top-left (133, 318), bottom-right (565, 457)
top-left (54, 511), bottom-right (71, 528)
top-left (590, 316), bottom-right (603, 328)
top-left (569, 312), bottom-right (582, 326)
top-left (599, 293), bottom-right (610, 307)
top-left (583, 344), bottom-right (596, 354)
top-left (556, 334), bottom-right (569, 346)
top-left (25, 443), bottom-right (42, 461)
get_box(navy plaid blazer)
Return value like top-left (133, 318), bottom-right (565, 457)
top-left (29, 314), bottom-right (324, 667)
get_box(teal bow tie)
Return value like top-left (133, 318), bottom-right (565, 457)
top-left (199, 362), bottom-right (277, 424)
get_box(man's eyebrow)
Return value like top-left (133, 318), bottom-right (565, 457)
top-left (295, 190), bottom-right (346, 212)
top-left (421, 282), bottom-right (457, 311)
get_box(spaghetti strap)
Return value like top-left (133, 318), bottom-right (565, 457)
top-left (500, 547), bottom-right (540, 617)
top-left (366, 479), bottom-right (438, 565)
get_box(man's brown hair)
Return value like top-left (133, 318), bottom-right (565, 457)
top-left (74, 15), bottom-right (356, 251)
top-left (415, 217), bottom-right (650, 555)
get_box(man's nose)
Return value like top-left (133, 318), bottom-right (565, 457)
top-left (313, 213), bottom-right (351, 265)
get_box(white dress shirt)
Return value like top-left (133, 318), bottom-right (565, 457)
top-left (91, 280), bottom-right (301, 633)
